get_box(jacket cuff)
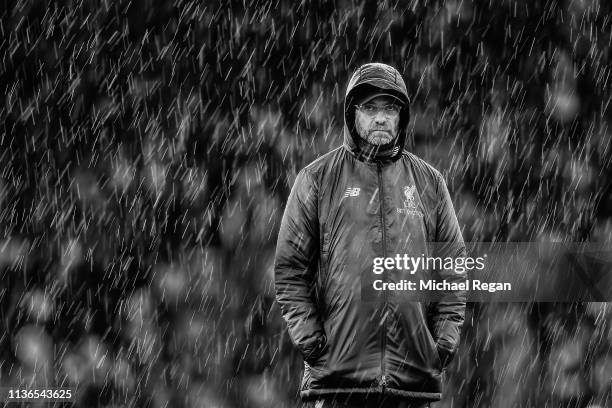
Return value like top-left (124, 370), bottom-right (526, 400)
top-left (436, 343), bottom-right (455, 368)
top-left (432, 320), bottom-right (460, 355)
top-left (301, 333), bottom-right (328, 364)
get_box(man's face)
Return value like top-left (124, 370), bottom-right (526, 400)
top-left (354, 96), bottom-right (401, 145)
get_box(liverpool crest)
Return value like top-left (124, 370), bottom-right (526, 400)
top-left (398, 185), bottom-right (420, 214)
top-left (403, 185), bottom-right (417, 210)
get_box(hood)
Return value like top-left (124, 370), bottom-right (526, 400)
top-left (343, 63), bottom-right (410, 163)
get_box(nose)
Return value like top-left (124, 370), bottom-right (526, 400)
top-left (373, 111), bottom-right (387, 123)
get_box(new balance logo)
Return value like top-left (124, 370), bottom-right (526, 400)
top-left (344, 187), bottom-right (360, 197)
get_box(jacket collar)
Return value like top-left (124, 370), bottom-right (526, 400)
top-left (342, 126), bottom-right (402, 164)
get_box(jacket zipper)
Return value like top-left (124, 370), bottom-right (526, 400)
top-left (377, 163), bottom-right (388, 391)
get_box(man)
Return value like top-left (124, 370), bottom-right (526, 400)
top-left (274, 62), bottom-right (467, 408)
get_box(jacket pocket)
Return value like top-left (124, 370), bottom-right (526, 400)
top-left (409, 305), bottom-right (442, 373)
top-left (391, 304), bottom-right (442, 375)
top-left (302, 340), bottom-right (331, 390)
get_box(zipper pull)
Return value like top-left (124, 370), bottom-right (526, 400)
top-left (380, 374), bottom-right (387, 387)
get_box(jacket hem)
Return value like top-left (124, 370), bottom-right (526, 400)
top-left (300, 388), bottom-right (442, 401)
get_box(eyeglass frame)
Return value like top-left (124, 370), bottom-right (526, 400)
top-left (354, 103), bottom-right (402, 117)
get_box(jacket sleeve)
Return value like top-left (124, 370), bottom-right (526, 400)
top-left (430, 172), bottom-right (467, 367)
top-left (274, 167), bottom-right (326, 362)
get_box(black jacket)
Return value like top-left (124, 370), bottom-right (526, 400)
top-left (274, 63), bottom-right (467, 402)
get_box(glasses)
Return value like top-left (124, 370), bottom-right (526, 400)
top-left (355, 104), bottom-right (401, 117)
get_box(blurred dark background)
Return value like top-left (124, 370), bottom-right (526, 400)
top-left (1, 0), bottom-right (612, 407)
